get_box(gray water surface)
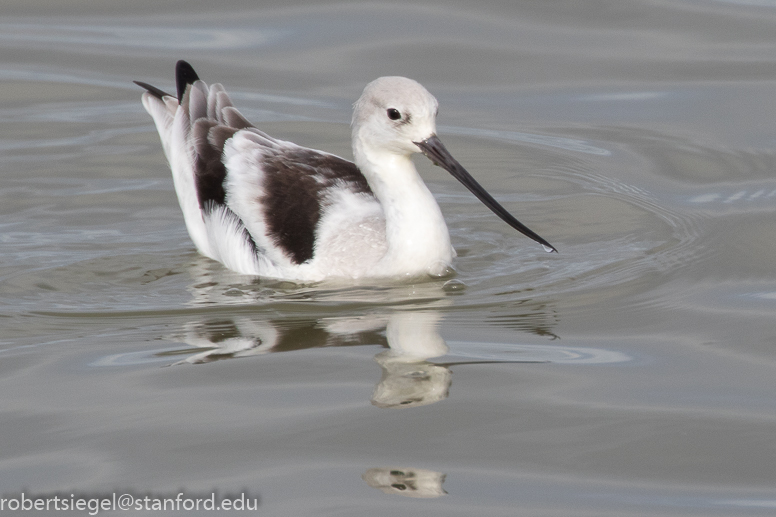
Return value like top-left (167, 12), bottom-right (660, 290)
top-left (1, 1), bottom-right (776, 515)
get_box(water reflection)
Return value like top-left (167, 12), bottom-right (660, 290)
top-left (82, 257), bottom-right (632, 409)
top-left (76, 253), bottom-right (638, 408)
top-left (362, 467), bottom-right (447, 498)
top-left (159, 259), bottom-right (567, 407)
top-left (372, 355), bottom-right (451, 408)
top-left (163, 309), bottom-right (453, 408)
top-left (142, 309), bottom-right (630, 408)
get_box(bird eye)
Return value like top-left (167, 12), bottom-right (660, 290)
top-left (387, 108), bottom-right (401, 120)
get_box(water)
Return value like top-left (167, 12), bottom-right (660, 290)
top-left (2, 1), bottom-right (776, 515)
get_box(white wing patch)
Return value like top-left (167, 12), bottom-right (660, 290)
top-left (310, 188), bottom-right (387, 278)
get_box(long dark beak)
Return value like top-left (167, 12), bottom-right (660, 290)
top-left (415, 135), bottom-right (557, 253)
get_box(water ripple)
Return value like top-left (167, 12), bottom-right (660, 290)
top-left (0, 23), bottom-right (285, 51)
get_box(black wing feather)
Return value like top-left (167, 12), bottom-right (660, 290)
top-left (175, 60), bottom-right (200, 103)
top-left (133, 80), bottom-right (172, 100)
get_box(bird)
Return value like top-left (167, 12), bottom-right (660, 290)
top-left (135, 60), bottom-right (556, 282)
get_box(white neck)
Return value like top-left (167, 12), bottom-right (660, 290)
top-left (354, 144), bottom-right (454, 276)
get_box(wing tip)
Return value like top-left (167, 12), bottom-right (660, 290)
top-left (133, 80), bottom-right (172, 100)
top-left (133, 60), bottom-right (200, 102)
top-left (176, 60), bottom-right (201, 103)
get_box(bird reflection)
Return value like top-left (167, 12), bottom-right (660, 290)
top-left (162, 310), bottom-right (453, 408)
top-left (362, 467), bottom-right (447, 498)
top-left (372, 355), bottom-right (451, 408)
top-left (149, 254), bottom-right (562, 408)
top-left (370, 311), bottom-right (451, 408)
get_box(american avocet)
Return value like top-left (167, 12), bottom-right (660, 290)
top-left (135, 61), bottom-right (556, 281)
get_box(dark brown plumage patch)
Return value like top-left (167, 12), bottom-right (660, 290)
top-left (192, 120), bottom-right (239, 207)
top-left (260, 149), bottom-right (372, 265)
top-left (193, 120), bottom-right (373, 266)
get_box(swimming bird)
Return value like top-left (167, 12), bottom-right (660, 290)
top-left (135, 61), bottom-right (556, 282)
